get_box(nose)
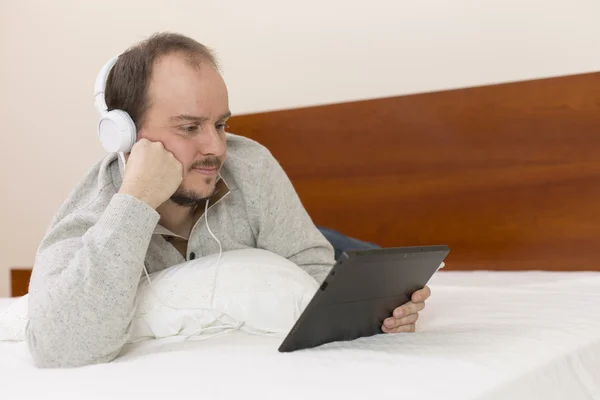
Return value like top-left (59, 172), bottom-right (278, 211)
top-left (196, 126), bottom-right (225, 156)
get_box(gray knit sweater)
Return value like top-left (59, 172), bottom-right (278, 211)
top-left (26, 133), bottom-right (335, 368)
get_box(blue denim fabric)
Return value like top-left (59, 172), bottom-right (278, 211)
top-left (317, 226), bottom-right (380, 260)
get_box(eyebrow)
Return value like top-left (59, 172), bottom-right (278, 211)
top-left (170, 111), bottom-right (232, 123)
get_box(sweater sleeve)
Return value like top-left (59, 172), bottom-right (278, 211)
top-left (255, 150), bottom-right (335, 284)
top-left (26, 193), bottom-right (160, 368)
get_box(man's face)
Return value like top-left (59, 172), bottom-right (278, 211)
top-left (139, 52), bottom-right (230, 207)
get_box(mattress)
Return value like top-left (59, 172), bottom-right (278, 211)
top-left (1, 271), bottom-right (599, 400)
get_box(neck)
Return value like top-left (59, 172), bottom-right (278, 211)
top-left (157, 201), bottom-right (201, 239)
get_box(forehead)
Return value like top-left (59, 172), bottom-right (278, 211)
top-left (147, 53), bottom-right (229, 118)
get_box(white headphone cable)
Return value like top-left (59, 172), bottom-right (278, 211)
top-left (119, 152), bottom-right (244, 340)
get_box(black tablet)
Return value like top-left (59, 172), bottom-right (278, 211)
top-left (278, 245), bottom-right (450, 352)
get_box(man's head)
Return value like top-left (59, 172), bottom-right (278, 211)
top-left (105, 32), bottom-right (230, 207)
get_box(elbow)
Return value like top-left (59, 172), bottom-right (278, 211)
top-left (25, 319), bottom-right (124, 368)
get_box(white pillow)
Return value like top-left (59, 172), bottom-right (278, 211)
top-left (0, 249), bottom-right (319, 343)
top-left (131, 248), bottom-right (319, 341)
top-left (0, 295), bottom-right (28, 341)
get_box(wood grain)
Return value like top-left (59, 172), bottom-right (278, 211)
top-left (228, 72), bottom-right (600, 271)
top-left (11, 268), bottom-right (32, 297)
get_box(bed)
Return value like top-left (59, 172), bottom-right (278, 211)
top-left (3, 71), bottom-right (600, 398)
top-left (2, 271), bottom-right (600, 399)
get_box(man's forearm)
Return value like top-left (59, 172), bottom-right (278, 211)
top-left (26, 194), bottom-right (159, 368)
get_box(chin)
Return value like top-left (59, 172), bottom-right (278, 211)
top-left (186, 176), bottom-right (217, 193)
top-left (170, 182), bottom-right (217, 207)
top-left (191, 184), bottom-right (216, 199)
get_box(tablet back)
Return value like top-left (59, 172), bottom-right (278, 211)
top-left (278, 245), bottom-right (449, 352)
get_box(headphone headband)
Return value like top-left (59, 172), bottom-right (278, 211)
top-left (93, 55), bottom-right (119, 115)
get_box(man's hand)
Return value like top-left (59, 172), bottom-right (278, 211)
top-left (381, 286), bottom-right (431, 333)
top-left (119, 138), bottom-right (183, 209)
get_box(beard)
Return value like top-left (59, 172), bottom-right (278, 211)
top-left (169, 156), bottom-right (221, 208)
top-left (169, 180), bottom-right (216, 208)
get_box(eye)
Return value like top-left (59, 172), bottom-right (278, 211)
top-left (216, 123), bottom-right (229, 132)
top-left (180, 125), bottom-right (199, 133)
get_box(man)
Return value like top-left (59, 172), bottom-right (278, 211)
top-left (26, 32), bottom-right (431, 368)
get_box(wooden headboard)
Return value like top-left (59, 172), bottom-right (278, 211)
top-left (11, 71), bottom-right (600, 296)
top-left (228, 72), bottom-right (600, 272)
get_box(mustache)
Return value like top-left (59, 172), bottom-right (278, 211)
top-left (189, 157), bottom-right (221, 170)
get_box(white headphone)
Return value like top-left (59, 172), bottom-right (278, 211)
top-left (93, 56), bottom-right (137, 153)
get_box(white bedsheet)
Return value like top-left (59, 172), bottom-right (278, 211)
top-left (1, 271), bottom-right (599, 400)
top-left (0, 297), bottom-right (14, 313)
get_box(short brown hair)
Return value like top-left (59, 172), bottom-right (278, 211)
top-left (104, 32), bottom-right (219, 130)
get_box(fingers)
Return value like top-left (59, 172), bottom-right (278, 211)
top-left (382, 313), bottom-right (419, 333)
top-left (384, 323), bottom-right (416, 334)
top-left (381, 286), bottom-right (431, 334)
top-left (393, 300), bottom-right (425, 319)
top-left (412, 285), bottom-right (431, 303)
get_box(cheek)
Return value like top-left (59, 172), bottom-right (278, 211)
top-left (164, 138), bottom-right (196, 169)
top-left (138, 131), bottom-right (195, 167)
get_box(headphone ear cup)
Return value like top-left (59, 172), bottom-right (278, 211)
top-left (97, 110), bottom-right (137, 153)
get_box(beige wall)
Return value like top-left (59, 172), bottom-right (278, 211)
top-left (1, 0), bottom-right (599, 296)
